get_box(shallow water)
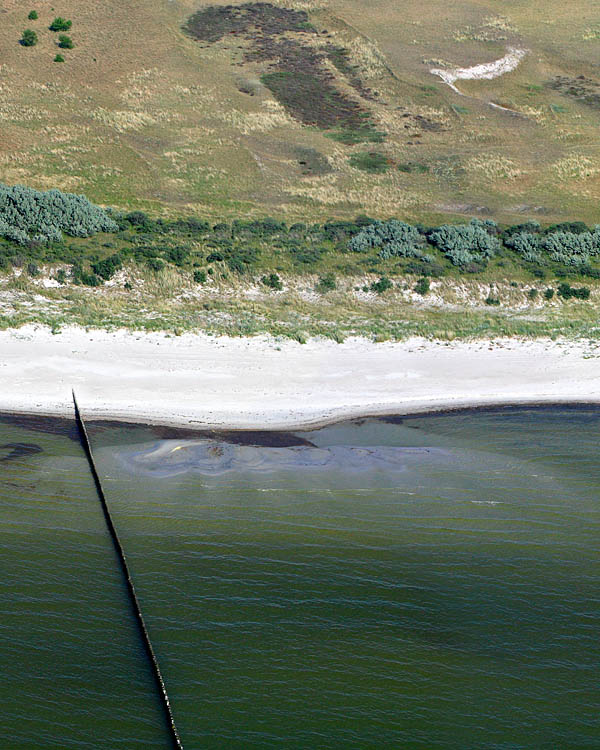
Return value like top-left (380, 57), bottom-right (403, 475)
top-left (1, 408), bottom-right (599, 748)
top-left (0, 418), bottom-right (170, 749)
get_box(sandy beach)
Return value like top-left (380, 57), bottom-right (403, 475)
top-left (0, 326), bottom-right (599, 429)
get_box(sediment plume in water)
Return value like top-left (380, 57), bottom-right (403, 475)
top-left (118, 439), bottom-right (447, 477)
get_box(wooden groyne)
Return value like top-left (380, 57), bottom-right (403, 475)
top-left (72, 391), bottom-right (184, 750)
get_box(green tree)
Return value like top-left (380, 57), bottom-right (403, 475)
top-left (49, 17), bottom-right (72, 31)
top-left (54, 54), bottom-right (65, 63)
top-left (20, 29), bottom-right (38, 46)
top-left (58, 34), bottom-right (74, 49)
top-left (28, 10), bottom-right (39, 20)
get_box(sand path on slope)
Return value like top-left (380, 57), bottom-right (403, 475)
top-left (431, 47), bottom-right (528, 113)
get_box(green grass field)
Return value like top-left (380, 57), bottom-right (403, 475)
top-left (2, 0), bottom-right (600, 225)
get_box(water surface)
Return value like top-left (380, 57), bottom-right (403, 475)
top-left (1, 408), bottom-right (598, 749)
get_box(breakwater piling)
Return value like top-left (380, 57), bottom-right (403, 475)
top-left (72, 391), bottom-right (184, 750)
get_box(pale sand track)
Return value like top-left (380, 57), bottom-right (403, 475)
top-left (0, 326), bottom-right (599, 429)
top-left (431, 48), bottom-right (528, 112)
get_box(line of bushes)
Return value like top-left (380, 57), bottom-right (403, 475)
top-left (1, 188), bottom-right (600, 292)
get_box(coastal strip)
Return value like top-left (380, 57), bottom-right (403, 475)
top-left (1, 326), bottom-right (599, 430)
top-left (72, 391), bottom-right (184, 750)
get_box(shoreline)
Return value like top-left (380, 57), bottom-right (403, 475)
top-left (2, 402), bottom-right (600, 443)
top-left (1, 325), bottom-right (599, 431)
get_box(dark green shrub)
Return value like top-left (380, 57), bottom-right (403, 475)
top-left (544, 287), bottom-right (554, 300)
top-left (355, 214), bottom-right (377, 227)
top-left (290, 246), bottom-right (326, 265)
top-left (54, 54), bottom-right (65, 63)
top-left (20, 29), bottom-right (38, 46)
top-left (414, 277), bottom-right (430, 295)
top-left (80, 271), bottom-right (101, 287)
top-left (58, 34), bottom-right (74, 49)
top-left (248, 217), bottom-right (286, 235)
top-left (193, 269), bottom-right (207, 284)
top-left (223, 247), bottom-right (260, 273)
top-left (212, 222), bottom-right (230, 237)
top-left (502, 221), bottom-right (541, 240)
top-left (49, 17), bottom-right (72, 31)
top-left (348, 151), bottom-right (390, 174)
top-left (316, 273), bottom-right (336, 293)
top-left (528, 288), bottom-right (538, 299)
top-left (92, 253), bottom-right (122, 280)
top-left (262, 273), bottom-right (283, 290)
top-left (125, 210), bottom-right (153, 230)
top-left (55, 268), bottom-right (67, 284)
top-left (544, 221), bottom-right (589, 235)
top-left (405, 260), bottom-right (444, 277)
top-left (573, 287), bottom-right (591, 299)
top-left (26, 262), bottom-right (39, 277)
top-left (28, 11), bottom-right (38, 20)
top-left (580, 266), bottom-right (600, 279)
top-left (557, 282), bottom-right (590, 300)
top-left (146, 257), bottom-right (164, 272)
top-left (485, 296), bottom-right (500, 306)
top-left (557, 282), bottom-right (572, 299)
top-left (172, 217), bottom-right (210, 235)
top-left (166, 246), bottom-right (188, 266)
top-left (322, 221), bottom-right (360, 241)
top-left (370, 276), bottom-right (393, 294)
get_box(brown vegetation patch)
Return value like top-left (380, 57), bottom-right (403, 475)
top-left (294, 146), bottom-right (332, 175)
top-left (184, 3), bottom-right (379, 136)
top-left (183, 3), bottom-right (314, 43)
top-left (548, 75), bottom-right (600, 109)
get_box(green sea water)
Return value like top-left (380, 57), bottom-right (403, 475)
top-left (1, 408), bottom-right (599, 748)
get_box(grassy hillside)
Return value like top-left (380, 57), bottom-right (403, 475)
top-left (2, 0), bottom-right (600, 224)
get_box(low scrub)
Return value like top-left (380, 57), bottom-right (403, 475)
top-left (348, 152), bottom-right (390, 174)
top-left (428, 220), bottom-right (499, 266)
top-left (0, 183), bottom-right (117, 245)
top-left (349, 220), bottom-right (424, 258)
top-left (49, 17), bottom-right (72, 32)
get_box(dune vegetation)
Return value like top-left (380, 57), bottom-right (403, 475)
top-left (2, 1), bottom-right (600, 339)
top-left (1, 0), bottom-right (600, 223)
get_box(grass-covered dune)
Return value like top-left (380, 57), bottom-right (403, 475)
top-left (2, 0), bottom-right (600, 224)
top-left (2, 184), bottom-right (600, 342)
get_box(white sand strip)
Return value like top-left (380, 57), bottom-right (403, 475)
top-left (431, 47), bottom-right (528, 94)
top-left (0, 326), bottom-right (598, 430)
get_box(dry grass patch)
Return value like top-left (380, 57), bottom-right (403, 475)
top-left (466, 154), bottom-right (525, 181)
top-left (553, 156), bottom-right (600, 181)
